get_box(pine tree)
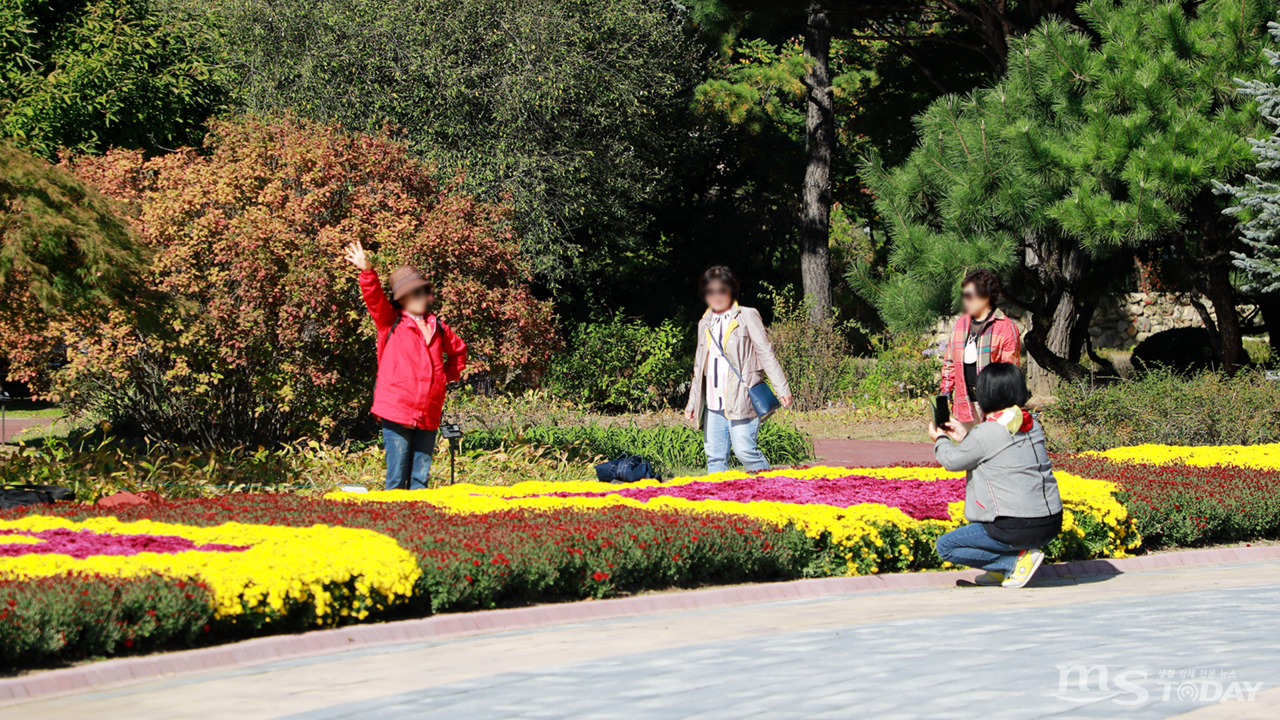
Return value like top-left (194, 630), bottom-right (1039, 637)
top-left (854, 0), bottom-right (1277, 390)
top-left (1216, 21), bottom-right (1280, 356)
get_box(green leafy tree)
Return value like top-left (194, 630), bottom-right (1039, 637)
top-left (0, 0), bottom-right (230, 157)
top-left (200, 0), bottom-right (697, 289)
top-left (855, 0), bottom-right (1276, 392)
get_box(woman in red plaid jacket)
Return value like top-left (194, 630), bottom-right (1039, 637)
top-left (940, 269), bottom-right (1021, 430)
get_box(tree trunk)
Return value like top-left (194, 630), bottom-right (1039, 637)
top-left (1204, 262), bottom-right (1247, 373)
top-left (1024, 242), bottom-right (1090, 397)
top-left (800, 5), bottom-right (833, 323)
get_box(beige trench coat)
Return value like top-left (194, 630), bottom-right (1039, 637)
top-left (684, 303), bottom-right (791, 428)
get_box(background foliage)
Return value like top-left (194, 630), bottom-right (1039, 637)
top-left (855, 0), bottom-right (1279, 387)
top-left (0, 0), bottom-right (230, 158)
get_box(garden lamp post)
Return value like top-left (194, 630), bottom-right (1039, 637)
top-left (0, 389), bottom-right (9, 446)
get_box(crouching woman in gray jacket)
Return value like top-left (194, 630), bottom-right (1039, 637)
top-left (929, 363), bottom-right (1061, 589)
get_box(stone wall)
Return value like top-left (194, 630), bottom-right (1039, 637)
top-left (1088, 293), bottom-right (1223, 349)
top-left (926, 292), bottom-right (1240, 354)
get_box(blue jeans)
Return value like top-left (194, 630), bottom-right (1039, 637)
top-left (704, 409), bottom-right (769, 473)
top-left (381, 419), bottom-right (437, 490)
top-left (936, 523), bottom-right (1020, 574)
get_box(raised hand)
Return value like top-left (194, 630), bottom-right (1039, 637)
top-left (343, 240), bottom-right (372, 272)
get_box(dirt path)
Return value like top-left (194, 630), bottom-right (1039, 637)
top-left (811, 437), bottom-right (935, 467)
top-left (1, 416), bottom-right (54, 444)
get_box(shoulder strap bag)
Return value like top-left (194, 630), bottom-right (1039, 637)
top-left (711, 329), bottom-right (781, 421)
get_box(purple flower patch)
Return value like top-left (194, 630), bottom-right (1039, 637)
top-left (546, 475), bottom-right (966, 520)
top-left (0, 528), bottom-right (250, 559)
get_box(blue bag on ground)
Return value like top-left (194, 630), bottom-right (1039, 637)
top-left (594, 455), bottom-right (660, 483)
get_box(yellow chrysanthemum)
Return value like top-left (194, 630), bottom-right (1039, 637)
top-left (0, 516), bottom-right (420, 622)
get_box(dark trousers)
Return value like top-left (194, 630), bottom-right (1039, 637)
top-left (381, 419), bottom-right (437, 490)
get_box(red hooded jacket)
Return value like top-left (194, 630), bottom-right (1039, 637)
top-left (359, 270), bottom-right (467, 430)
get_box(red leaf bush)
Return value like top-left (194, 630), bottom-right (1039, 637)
top-left (3, 115), bottom-right (557, 446)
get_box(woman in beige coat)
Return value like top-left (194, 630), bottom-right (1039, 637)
top-left (683, 266), bottom-right (792, 472)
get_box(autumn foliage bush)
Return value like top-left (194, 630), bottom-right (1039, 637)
top-left (4, 116), bottom-right (557, 446)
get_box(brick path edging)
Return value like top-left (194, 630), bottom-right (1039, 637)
top-left (4, 545), bottom-right (1279, 706)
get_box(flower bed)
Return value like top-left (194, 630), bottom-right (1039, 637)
top-left (326, 466), bottom-right (1140, 575)
top-left (1055, 453), bottom-right (1280, 548)
top-left (1, 498), bottom-right (811, 665)
top-left (0, 515), bottom-right (420, 629)
top-left (1, 573), bottom-right (213, 666)
top-left (1085, 442), bottom-right (1280, 471)
top-left (0, 461), bottom-right (1150, 668)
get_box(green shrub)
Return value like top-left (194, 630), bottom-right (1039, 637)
top-left (0, 573), bottom-right (213, 667)
top-left (1041, 368), bottom-right (1280, 453)
top-left (462, 420), bottom-right (813, 476)
top-left (765, 289), bottom-right (849, 411)
top-left (543, 312), bottom-right (688, 411)
top-left (852, 332), bottom-right (937, 408)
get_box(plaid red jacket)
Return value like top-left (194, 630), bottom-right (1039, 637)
top-left (939, 310), bottom-right (1021, 423)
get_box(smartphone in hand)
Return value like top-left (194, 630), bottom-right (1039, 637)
top-left (933, 395), bottom-right (950, 428)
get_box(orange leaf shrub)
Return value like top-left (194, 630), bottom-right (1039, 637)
top-left (6, 116), bottom-right (557, 446)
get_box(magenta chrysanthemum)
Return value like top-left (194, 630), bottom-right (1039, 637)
top-left (0, 528), bottom-right (249, 559)
top-left (545, 475), bottom-right (966, 520)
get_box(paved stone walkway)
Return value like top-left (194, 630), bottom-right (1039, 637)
top-left (10, 561), bottom-right (1280, 720)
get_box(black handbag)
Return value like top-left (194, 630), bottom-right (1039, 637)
top-left (710, 330), bottom-right (782, 421)
top-left (594, 455), bottom-right (660, 483)
top-left (0, 484), bottom-right (74, 511)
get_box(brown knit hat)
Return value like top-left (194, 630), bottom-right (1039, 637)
top-left (387, 265), bottom-right (434, 301)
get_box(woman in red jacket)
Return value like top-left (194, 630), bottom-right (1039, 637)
top-left (940, 268), bottom-right (1021, 431)
top-left (344, 241), bottom-right (467, 490)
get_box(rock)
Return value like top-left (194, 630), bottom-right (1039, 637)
top-left (1136, 317), bottom-right (1152, 332)
top-left (1098, 330), bottom-right (1117, 347)
top-left (1116, 320), bottom-right (1131, 333)
top-left (1089, 325), bottom-right (1103, 337)
top-left (1137, 332), bottom-right (1150, 343)
top-left (97, 491), bottom-right (163, 508)
top-left (1125, 323), bottom-right (1138, 337)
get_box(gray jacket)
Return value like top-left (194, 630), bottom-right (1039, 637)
top-left (933, 419), bottom-right (1062, 523)
top-left (684, 304), bottom-right (790, 427)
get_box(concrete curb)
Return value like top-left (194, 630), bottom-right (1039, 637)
top-left (5, 544), bottom-right (1280, 706)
